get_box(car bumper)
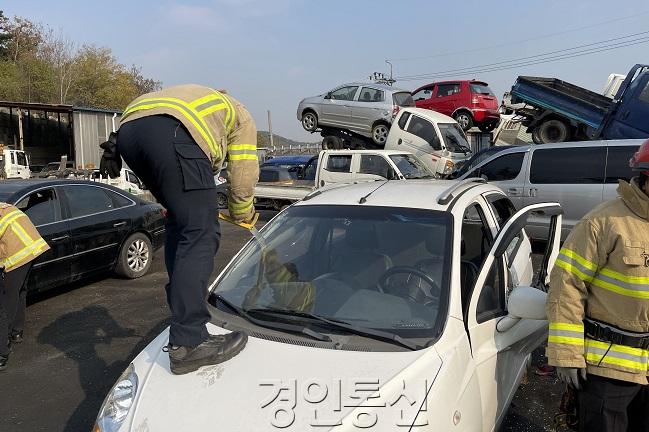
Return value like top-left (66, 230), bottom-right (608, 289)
top-left (472, 109), bottom-right (500, 123)
top-left (152, 227), bottom-right (166, 250)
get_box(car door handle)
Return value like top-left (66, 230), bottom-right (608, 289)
top-left (113, 221), bottom-right (127, 227)
top-left (507, 188), bottom-right (522, 196)
top-left (51, 235), bottom-right (69, 242)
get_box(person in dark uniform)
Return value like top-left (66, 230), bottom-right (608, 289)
top-left (111, 85), bottom-right (259, 375)
top-left (0, 204), bottom-right (50, 370)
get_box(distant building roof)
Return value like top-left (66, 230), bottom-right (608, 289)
top-left (0, 100), bottom-right (122, 114)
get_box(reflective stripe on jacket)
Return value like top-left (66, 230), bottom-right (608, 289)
top-left (119, 84), bottom-right (259, 221)
top-left (0, 204), bottom-right (50, 272)
top-left (547, 178), bottom-right (649, 384)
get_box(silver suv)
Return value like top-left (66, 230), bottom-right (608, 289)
top-left (297, 83), bottom-right (415, 146)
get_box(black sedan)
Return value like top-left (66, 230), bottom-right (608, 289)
top-left (0, 179), bottom-right (166, 294)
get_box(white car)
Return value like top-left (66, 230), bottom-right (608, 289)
top-left (385, 108), bottom-right (472, 177)
top-left (95, 179), bottom-right (561, 432)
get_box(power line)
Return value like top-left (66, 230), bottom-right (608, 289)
top-left (387, 10), bottom-right (649, 62)
top-left (394, 33), bottom-right (649, 82)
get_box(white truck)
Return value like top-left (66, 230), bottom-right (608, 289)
top-left (0, 148), bottom-right (31, 179)
top-left (254, 149), bottom-right (434, 209)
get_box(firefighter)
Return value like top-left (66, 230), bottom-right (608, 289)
top-left (110, 85), bottom-right (258, 375)
top-left (546, 138), bottom-right (649, 431)
top-left (0, 204), bottom-right (49, 371)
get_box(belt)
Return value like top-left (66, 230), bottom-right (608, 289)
top-left (584, 318), bottom-right (649, 350)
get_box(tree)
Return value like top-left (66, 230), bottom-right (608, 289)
top-left (0, 11), bottom-right (11, 59)
top-left (41, 29), bottom-right (77, 103)
top-left (128, 65), bottom-right (161, 94)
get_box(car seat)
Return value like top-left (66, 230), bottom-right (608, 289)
top-left (331, 225), bottom-right (392, 290)
top-left (362, 92), bottom-right (372, 102)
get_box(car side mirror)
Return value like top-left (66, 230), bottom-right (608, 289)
top-left (386, 168), bottom-right (398, 180)
top-left (324, 92), bottom-right (332, 99)
top-left (496, 285), bottom-right (548, 332)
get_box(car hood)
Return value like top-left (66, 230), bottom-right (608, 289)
top-left (126, 324), bottom-right (442, 431)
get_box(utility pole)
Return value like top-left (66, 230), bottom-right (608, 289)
top-left (17, 109), bottom-right (24, 151)
top-left (267, 110), bottom-right (274, 149)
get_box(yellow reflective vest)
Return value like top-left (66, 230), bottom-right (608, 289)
top-left (547, 179), bottom-right (649, 384)
top-left (0, 204), bottom-right (49, 272)
top-left (119, 84), bottom-right (259, 221)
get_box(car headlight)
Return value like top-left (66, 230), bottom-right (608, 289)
top-left (94, 364), bottom-right (138, 432)
top-left (443, 160), bottom-right (455, 173)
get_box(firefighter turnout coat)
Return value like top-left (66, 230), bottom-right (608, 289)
top-left (119, 84), bottom-right (259, 222)
top-left (547, 179), bottom-right (649, 384)
top-left (0, 204), bottom-right (49, 272)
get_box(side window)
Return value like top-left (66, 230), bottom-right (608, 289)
top-left (325, 155), bottom-right (352, 173)
top-left (397, 112), bottom-right (411, 130)
top-left (359, 155), bottom-right (392, 178)
top-left (357, 87), bottom-right (384, 103)
top-left (15, 188), bottom-right (60, 226)
top-left (303, 160), bottom-right (317, 180)
top-left (638, 81), bottom-right (649, 104)
top-left (106, 190), bottom-right (133, 208)
top-left (10, 152), bottom-right (15, 164)
top-left (486, 195), bottom-right (517, 227)
top-left (460, 203), bottom-right (493, 314)
top-left (259, 170), bottom-right (279, 182)
top-left (64, 186), bottom-right (114, 218)
top-left (530, 147), bottom-right (606, 184)
top-left (476, 258), bottom-right (506, 323)
top-left (406, 115), bottom-right (442, 150)
top-left (605, 146), bottom-right (638, 183)
top-left (437, 83), bottom-right (461, 97)
top-left (412, 88), bottom-right (433, 101)
top-left (330, 86), bottom-right (359, 101)
top-left (473, 153), bottom-right (525, 181)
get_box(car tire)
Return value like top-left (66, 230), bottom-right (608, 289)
top-left (537, 119), bottom-right (570, 143)
top-left (216, 192), bottom-right (228, 209)
top-left (531, 127), bottom-right (542, 144)
top-left (322, 135), bottom-right (343, 150)
top-left (478, 122), bottom-right (496, 133)
top-left (115, 233), bottom-right (153, 279)
top-left (301, 111), bottom-right (318, 132)
top-left (371, 123), bottom-right (390, 146)
top-left (454, 112), bottom-right (474, 131)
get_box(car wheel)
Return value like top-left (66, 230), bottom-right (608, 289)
top-left (115, 233), bottom-right (153, 279)
top-left (537, 119), bottom-right (570, 143)
top-left (216, 192), bottom-right (228, 209)
top-left (454, 112), bottom-right (474, 131)
top-left (371, 123), bottom-right (389, 146)
top-left (301, 111), bottom-right (318, 132)
top-left (531, 127), bottom-right (542, 144)
top-left (478, 122), bottom-right (496, 133)
top-left (322, 135), bottom-right (343, 150)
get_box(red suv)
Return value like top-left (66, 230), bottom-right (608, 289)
top-left (412, 80), bottom-right (500, 132)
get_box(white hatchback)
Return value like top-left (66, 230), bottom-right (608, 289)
top-left (95, 179), bottom-right (561, 432)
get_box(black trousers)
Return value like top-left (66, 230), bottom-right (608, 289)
top-left (118, 115), bottom-right (220, 347)
top-left (0, 262), bottom-right (32, 356)
top-left (579, 374), bottom-right (649, 432)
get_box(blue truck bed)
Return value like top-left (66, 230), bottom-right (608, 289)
top-left (510, 76), bottom-right (613, 129)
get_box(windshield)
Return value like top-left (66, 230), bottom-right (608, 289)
top-left (470, 83), bottom-right (494, 96)
top-left (438, 123), bottom-right (471, 153)
top-left (393, 92), bottom-right (415, 107)
top-left (212, 205), bottom-right (451, 339)
top-left (389, 154), bottom-right (433, 179)
top-left (15, 152), bottom-right (27, 167)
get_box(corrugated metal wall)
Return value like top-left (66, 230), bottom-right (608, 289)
top-left (73, 111), bottom-right (121, 169)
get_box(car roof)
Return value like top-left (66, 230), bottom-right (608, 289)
top-left (0, 179), bottom-right (146, 203)
top-left (339, 82), bottom-right (410, 93)
top-left (399, 107), bottom-right (457, 124)
top-left (322, 149), bottom-right (416, 156)
top-left (295, 179), bottom-right (496, 211)
top-left (483, 139), bottom-right (644, 157)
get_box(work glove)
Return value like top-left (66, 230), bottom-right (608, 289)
top-left (556, 367), bottom-right (587, 390)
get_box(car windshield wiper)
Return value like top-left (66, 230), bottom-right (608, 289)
top-left (210, 294), bottom-right (332, 342)
top-left (246, 307), bottom-right (422, 351)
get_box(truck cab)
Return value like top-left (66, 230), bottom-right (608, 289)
top-left (1, 149), bottom-right (31, 179)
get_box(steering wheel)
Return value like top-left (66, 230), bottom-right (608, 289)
top-left (378, 266), bottom-right (439, 304)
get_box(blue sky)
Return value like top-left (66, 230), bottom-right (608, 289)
top-left (4, 0), bottom-right (649, 141)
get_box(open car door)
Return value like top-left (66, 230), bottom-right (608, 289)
top-left (466, 202), bottom-right (562, 430)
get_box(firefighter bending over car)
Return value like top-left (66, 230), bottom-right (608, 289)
top-left (547, 138), bottom-right (649, 431)
top-left (101, 85), bottom-right (259, 375)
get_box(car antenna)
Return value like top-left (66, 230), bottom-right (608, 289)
top-left (359, 180), bottom-right (389, 204)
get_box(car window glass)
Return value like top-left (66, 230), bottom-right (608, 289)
top-left (358, 87), bottom-right (384, 103)
top-left (15, 188), bottom-right (59, 225)
top-left (406, 115), bottom-right (441, 150)
top-left (606, 146), bottom-right (639, 183)
top-left (476, 257), bottom-right (506, 323)
top-left (460, 203), bottom-right (493, 315)
top-left (470, 83), bottom-right (495, 96)
top-left (16, 152), bottom-right (26, 166)
top-left (412, 88), bottom-right (433, 101)
top-left (389, 154), bottom-right (432, 179)
top-left (438, 123), bottom-right (470, 153)
top-left (326, 155), bottom-right (352, 172)
top-left (392, 92), bottom-right (415, 107)
top-left (259, 170), bottom-right (279, 182)
top-left (473, 152), bottom-right (524, 181)
top-left (330, 86), bottom-right (358, 101)
top-left (530, 147), bottom-right (606, 184)
top-left (303, 160), bottom-right (317, 180)
top-left (397, 112), bottom-right (411, 130)
top-left (106, 190), bottom-right (133, 208)
top-left (437, 83), bottom-right (461, 97)
top-left (65, 186), bottom-right (115, 218)
top-left (10, 152), bottom-right (15, 164)
top-left (359, 155), bottom-right (392, 178)
top-left (638, 80), bottom-right (649, 104)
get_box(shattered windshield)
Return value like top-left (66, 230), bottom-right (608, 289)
top-left (438, 123), bottom-right (471, 154)
top-left (212, 205), bottom-right (451, 338)
top-left (389, 154), bottom-right (434, 179)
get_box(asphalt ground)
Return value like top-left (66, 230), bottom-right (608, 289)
top-left (0, 211), bottom-right (566, 432)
